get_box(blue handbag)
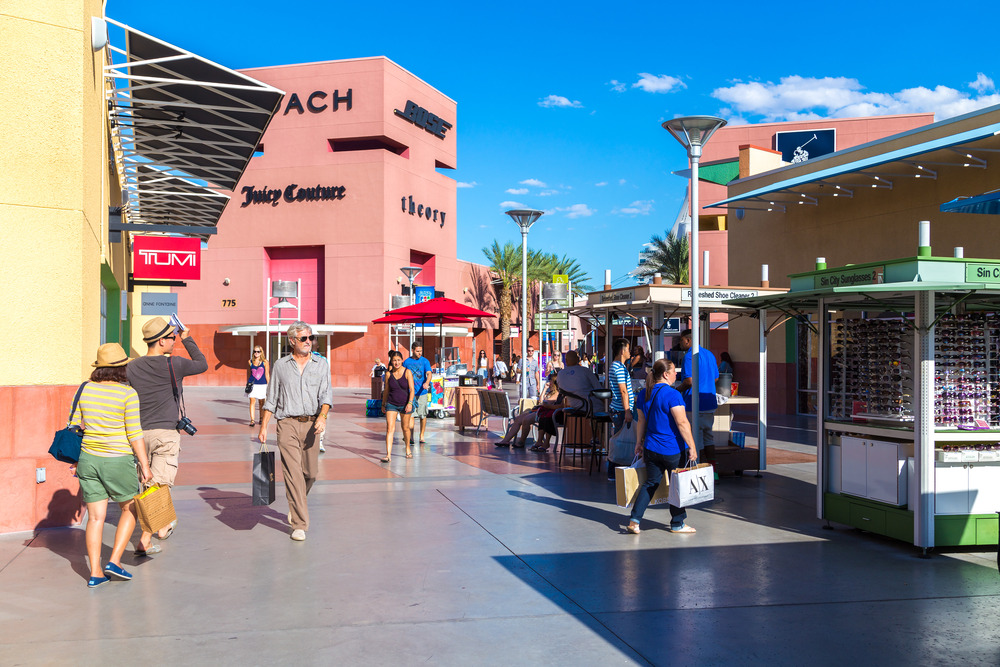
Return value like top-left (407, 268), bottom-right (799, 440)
top-left (48, 382), bottom-right (88, 464)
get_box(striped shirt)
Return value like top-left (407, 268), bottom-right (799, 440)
top-left (69, 382), bottom-right (143, 457)
top-left (609, 361), bottom-right (633, 411)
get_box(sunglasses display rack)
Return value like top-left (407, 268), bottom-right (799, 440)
top-left (828, 318), bottom-right (914, 422)
top-left (828, 313), bottom-right (999, 428)
top-left (933, 313), bottom-right (999, 428)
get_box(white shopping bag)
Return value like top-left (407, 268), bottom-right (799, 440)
top-left (667, 463), bottom-right (715, 507)
top-left (608, 422), bottom-right (637, 465)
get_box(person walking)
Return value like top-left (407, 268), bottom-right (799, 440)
top-left (126, 316), bottom-right (207, 547)
top-left (626, 359), bottom-right (698, 535)
top-left (403, 342), bottom-right (432, 445)
top-left (257, 322), bottom-right (332, 542)
top-left (381, 350), bottom-right (414, 462)
top-left (677, 328), bottom-right (720, 453)
top-left (247, 345), bottom-right (269, 427)
top-left (476, 350), bottom-right (489, 381)
top-left (492, 354), bottom-right (507, 390)
top-left (70, 343), bottom-right (152, 587)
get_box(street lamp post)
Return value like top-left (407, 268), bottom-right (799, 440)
top-left (505, 209), bottom-right (544, 400)
top-left (400, 265), bottom-right (422, 349)
top-left (662, 116), bottom-right (726, 451)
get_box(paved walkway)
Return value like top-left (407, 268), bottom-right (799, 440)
top-left (1, 388), bottom-right (998, 665)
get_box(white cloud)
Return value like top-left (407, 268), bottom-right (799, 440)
top-left (457, 181), bottom-right (478, 188)
top-left (520, 178), bottom-right (547, 188)
top-left (595, 181), bottom-right (608, 187)
top-left (633, 73), bottom-right (686, 94)
top-left (539, 95), bottom-right (583, 108)
top-left (971, 72), bottom-right (995, 93)
top-left (552, 203), bottom-right (595, 219)
top-left (538, 189), bottom-right (559, 196)
top-left (609, 79), bottom-right (627, 93)
top-left (499, 200), bottom-right (525, 209)
top-left (506, 187), bottom-right (529, 195)
top-left (618, 178), bottom-right (626, 185)
top-left (712, 75), bottom-right (1000, 122)
top-left (614, 200), bottom-right (654, 216)
top-left (478, 224), bottom-right (489, 228)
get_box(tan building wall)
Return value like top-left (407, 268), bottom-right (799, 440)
top-left (0, 0), bottom-right (123, 532)
top-left (727, 107), bottom-right (1000, 412)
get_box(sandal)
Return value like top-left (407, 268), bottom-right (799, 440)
top-left (135, 544), bottom-right (162, 557)
top-left (249, 421), bottom-right (255, 427)
top-left (529, 444), bottom-right (549, 452)
top-left (405, 453), bottom-right (413, 459)
top-left (154, 519), bottom-right (177, 541)
top-left (380, 456), bottom-right (391, 463)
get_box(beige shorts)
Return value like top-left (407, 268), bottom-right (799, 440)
top-left (145, 428), bottom-right (182, 486)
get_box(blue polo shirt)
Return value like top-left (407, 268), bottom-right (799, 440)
top-left (639, 383), bottom-right (686, 456)
top-left (679, 347), bottom-right (720, 412)
top-left (403, 356), bottom-right (432, 398)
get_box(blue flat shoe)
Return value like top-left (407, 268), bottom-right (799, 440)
top-left (103, 562), bottom-right (132, 580)
top-left (88, 576), bottom-right (109, 588)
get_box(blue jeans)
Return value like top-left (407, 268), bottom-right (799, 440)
top-left (629, 449), bottom-right (688, 528)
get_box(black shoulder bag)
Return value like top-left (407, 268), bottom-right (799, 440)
top-left (168, 358), bottom-right (197, 436)
top-left (48, 382), bottom-right (88, 463)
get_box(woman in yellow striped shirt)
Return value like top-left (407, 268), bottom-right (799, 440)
top-left (69, 343), bottom-right (152, 588)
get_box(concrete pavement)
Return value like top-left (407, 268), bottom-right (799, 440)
top-left (1, 387), bottom-right (998, 665)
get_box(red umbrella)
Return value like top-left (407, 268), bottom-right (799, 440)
top-left (378, 297), bottom-right (495, 347)
top-left (382, 297), bottom-right (495, 320)
top-left (372, 313), bottom-right (472, 325)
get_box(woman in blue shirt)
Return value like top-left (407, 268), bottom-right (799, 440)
top-left (626, 359), bottom-right (698, 535)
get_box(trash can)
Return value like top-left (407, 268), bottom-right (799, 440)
top-left (716, 373), bottom-right (733, 397)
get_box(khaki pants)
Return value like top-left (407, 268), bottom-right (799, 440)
top-left (146, 429), bottom-right (181, 486)
top-left (276, 418), bottom-right (320, 531)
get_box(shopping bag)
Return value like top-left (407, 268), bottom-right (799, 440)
top-left (133, 484), bottom-right (177, 534)
top-left (608, 422), bottom-right (637, 465)
top-left (615, 456), bottom-right (669, 508)
top-left (365, 399), bottom-right (382, 418)
top-left (667, 463), bottom-right (715, 508)
top-left (252, 448), bottom-right (276, 506)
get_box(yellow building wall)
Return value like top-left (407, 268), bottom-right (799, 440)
top-left (0, 0), bottom-right (110, 385)
top-left (0, 0), bottom-right (118, 534)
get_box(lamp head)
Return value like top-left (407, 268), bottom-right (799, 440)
top-left (400, 266), bottom-right (422, 283)
top-left (662, 116), bottom-right (727, 154)
top-left (505, 209), bottom-right (544, 232)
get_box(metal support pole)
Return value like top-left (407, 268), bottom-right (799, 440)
top-left (690, 147), bottom-right (702, 451)
top-left (915, 291), bottom-right (935, 550)
top-left (759, 307), bottom-right (768, 472)
top-left (815, 302), bottom-right (825, 516)
top-left (520, 230), bottom-right (529, 400)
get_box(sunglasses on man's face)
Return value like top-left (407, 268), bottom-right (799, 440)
top-left (294, 335), bottom-right (317, 342)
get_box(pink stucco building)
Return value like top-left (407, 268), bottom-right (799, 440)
top-left (173, 57), bottom-right (492, 387)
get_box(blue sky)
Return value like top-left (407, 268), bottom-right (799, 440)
top-left (108, 0), bottom-right (1000, 289)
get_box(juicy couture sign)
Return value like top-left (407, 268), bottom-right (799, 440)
top-left (241, 184), bottom-right (347, 207)
top-left (132, 236), bottom-right (201, 280)
top-left (401, 195), bottom-right (447, 227)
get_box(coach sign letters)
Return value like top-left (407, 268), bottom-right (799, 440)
top-left (132, 236), bottom-right (201, 281)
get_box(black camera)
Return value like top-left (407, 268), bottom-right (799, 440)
top-left (177, 416), bottom-right (197, 436)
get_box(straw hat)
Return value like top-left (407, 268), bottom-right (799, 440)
top-left (142, 317), bottom-right (176, 344)
top-left (92, 343), bottom-right (130, 368)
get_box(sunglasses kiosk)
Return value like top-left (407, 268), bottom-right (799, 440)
top-left (728, 251), bottom-right (1000, 551)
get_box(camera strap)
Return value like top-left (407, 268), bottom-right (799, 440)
top-left (167, 357), bottom-right (187, 420)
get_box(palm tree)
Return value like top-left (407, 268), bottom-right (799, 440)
top-left (636, 232), bottom-right (689, 284)
top-left (481, 241), bottom-right (556, 364)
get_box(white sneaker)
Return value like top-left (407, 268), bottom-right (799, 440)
top-left (290, 529), bottom-right (306, 541)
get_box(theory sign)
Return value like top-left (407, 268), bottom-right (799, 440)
top-left (133, 236), bottom-right (201, 280)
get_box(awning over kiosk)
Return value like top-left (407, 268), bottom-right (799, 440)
top-left (940, 189), bottom-right (1000, 216)
top-left (105, 18), bottom-right (284, 236)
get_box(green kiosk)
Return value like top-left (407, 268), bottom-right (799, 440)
top-left (728, 228), bottom-right (1000, 551)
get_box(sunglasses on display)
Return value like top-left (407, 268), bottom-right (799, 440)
top-left (295, 335), bottom-right (317, 342)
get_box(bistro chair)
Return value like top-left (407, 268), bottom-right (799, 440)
top-left (557, 389), bottom-right (597, 471)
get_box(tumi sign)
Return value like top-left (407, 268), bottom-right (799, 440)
top-left (132, 236), bottom-right (201, 280)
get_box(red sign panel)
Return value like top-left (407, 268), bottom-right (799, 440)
top-left (132, 236), bottom-right (201, 280)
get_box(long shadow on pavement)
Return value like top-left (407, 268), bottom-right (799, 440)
top-left (197, 487), bottom-right (287, 533)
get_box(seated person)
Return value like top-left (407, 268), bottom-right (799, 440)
top-left (555, 351), bottom-right (602, 413)
top-left (495, 375), bottom-right (561, 449)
